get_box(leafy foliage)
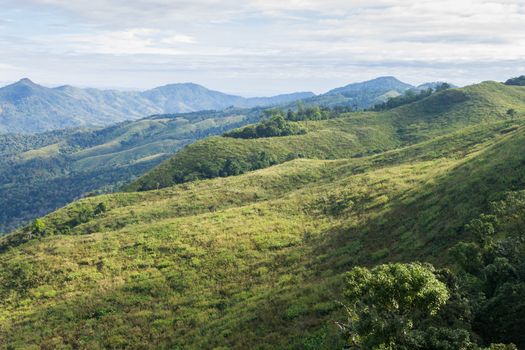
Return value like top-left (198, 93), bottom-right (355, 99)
top-left (450, 191), bottom-right (525, 348)
top-left (224, 110), bottom-right (306, 138)
top-left (504, 75), bottom-right (525, 86)
top-left (341, 263), bottom-right (450, 349)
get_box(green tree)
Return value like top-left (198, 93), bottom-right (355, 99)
top-left (436, 83), bottom-right (451, 92)
top-left (341, 263), bottom-right (450, 349)
top-left (506, 109), bottom-right (517, 117)
top-left (504, 75), bottom-right (525, 86)
top-left (94, 202), bottom-right (108, 215)
top-left (31, 218), bottom-right (46, 235)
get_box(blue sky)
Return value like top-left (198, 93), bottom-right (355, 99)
top-left (1, 0), bottom-right (524, 96)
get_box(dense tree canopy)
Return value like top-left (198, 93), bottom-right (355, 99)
top-left (341, 263), bottom-right (451, 349)
top-left (504, 76), bottom-right (525, 86)
top-left (224, 110), bottom-right (306, 139)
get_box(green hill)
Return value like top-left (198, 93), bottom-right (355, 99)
top-left (1, 81), bottom-right (525, 349)
top-left (128, 82), bottom-right (524, 191)
top-left (0, 108), bottom-right (263, 233)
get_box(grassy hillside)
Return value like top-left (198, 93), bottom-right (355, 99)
top-left (126, 112), bottom-right (402, 191)
top-left (1, 82), bottom-right (525, 349)
top-left (128, 82), bottom-right (524, 191)
top-left (0, 108), bottom-right (263, 233)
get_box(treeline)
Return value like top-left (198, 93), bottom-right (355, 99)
top-left (372, 83), bottom-right (451, 111)
top-left (338, 191), bottom-right (525, 349)
top-left (132, 150), bottom-right (290, 192)
top-left (286, 103), bottom-right (353, 121)
top-left (224, 105), bottom-right (352, 139)
top-left (223, 112), bottom-right (305, 139)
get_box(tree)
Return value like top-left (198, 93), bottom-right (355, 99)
top-left (94, 202), bottom-right (107, 215)
top-left (31, 218), bottom-right (46, 235)
top-left (506, 109), bottom-right (517, 117)
top-left (436, 83), bottom-right (451, 92)
top-left (450, 193), bottom-right (525, 348)
top-left (504, 76), bottom-right (525, 86)
top-left (341, 263), bottom-right (450, 349)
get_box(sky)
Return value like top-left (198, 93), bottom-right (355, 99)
top-left (1, 0), bottom-right (524, 96)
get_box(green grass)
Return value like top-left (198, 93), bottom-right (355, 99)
top-left (128, 82), bottom-right (525, 192)
top-left (126, 112), bottom-right (403, 191)
top-left (1, 82), bottom-right (525, 349)
top-left (0, 108), bottom-right (261, 233)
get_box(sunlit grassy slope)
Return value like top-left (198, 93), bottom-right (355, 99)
top-left (0, 108), bottom-right (262, 232)
top-left (127, 82), bottom-right (525, 191)
top-left (1, 82), bottom-right (525, 349)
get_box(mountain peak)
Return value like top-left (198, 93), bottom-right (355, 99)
top-left (324, 76), bottom-right (414, 100)
top-left (0, 77), bottom-right (45, 101)
top-left (155, 82), bottom-right (205, 90)
top-left (372, 76), bottom-right (402, 82)
top-left (16, 78), bottom-right (38, 86)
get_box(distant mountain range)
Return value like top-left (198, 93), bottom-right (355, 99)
top-left (286, 76), bottom-right (455, 110)
top-left (0, 77), bottom-right (454, 134)
top-left (0, 78), bottom-right (313, 133)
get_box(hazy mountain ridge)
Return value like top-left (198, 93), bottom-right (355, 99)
top-left (0, 76), bottom-right (455, 134)
top-left (291, 76), bottom-right (431, 110)
top-left (0, 79), bottom-right (313, 133)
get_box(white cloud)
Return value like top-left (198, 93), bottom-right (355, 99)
top-left (62, 28), bottom-right (195, 55)
top-left (1, 0), bottom-right (524, 94)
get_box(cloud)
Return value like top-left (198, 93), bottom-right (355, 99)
top-left (62, 29), bottom-right (195, 55)
top-left (0, 0), bottom-right (524, 94)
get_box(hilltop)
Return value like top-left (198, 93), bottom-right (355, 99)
top-left (293, 76), bottom-right (416, 110)
top-left (1, 81), bottom-right (525, 348)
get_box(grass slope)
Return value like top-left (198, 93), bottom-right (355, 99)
top-left (128, 82), bottom-right (524, 191)
top-left (1, 82), bottom-right (525, 349)
top-left (0, 108), bottom-right (262, 233)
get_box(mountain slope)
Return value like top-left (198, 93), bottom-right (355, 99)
top-left (129, 82), bottom-right (524, 191)
top-left (296, 76), bottom-right (414, 110)
top-left (0, 108), bottom-right (264, 233)
top-left (0, 79), bottom-right (313, 133)
top-left (1, 114), bottom-right (525, 349)
top-left (0, 81), bottom-right (525, 349)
